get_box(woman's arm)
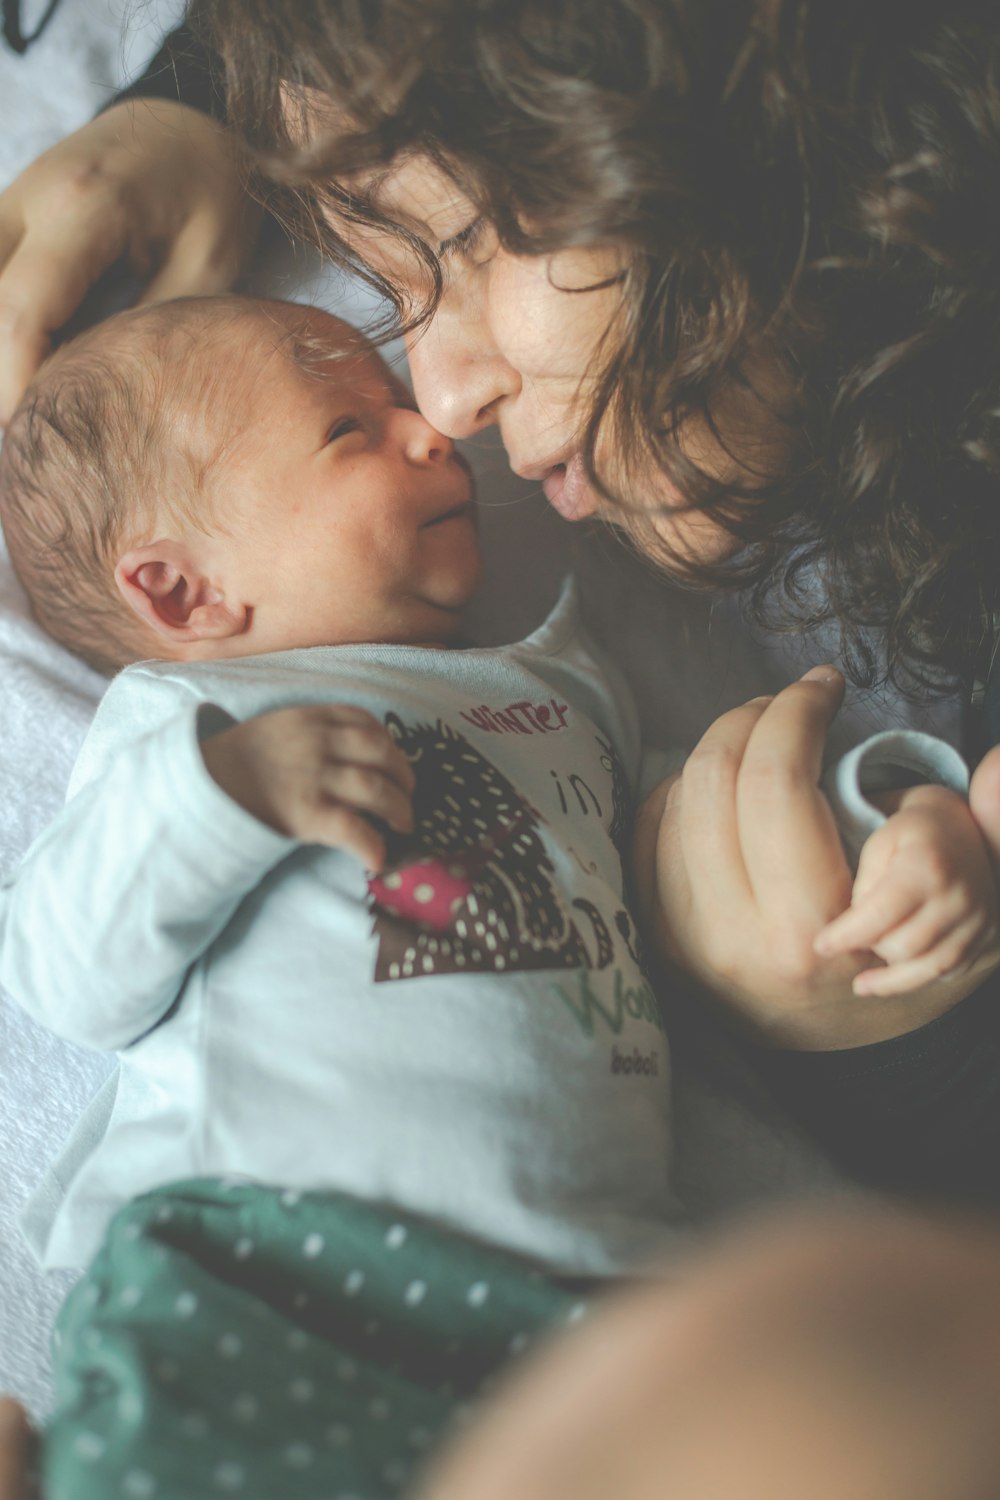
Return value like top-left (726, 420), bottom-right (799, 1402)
top-left (0, 14), bottom-right (257, 423)
top-left (110, 17), bottom-right (223, 119)
top-left (752, 977), bottom-right (1000, 1204)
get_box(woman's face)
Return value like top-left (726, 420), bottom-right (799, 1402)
top-left (331, 155), bottom-right (628, 508)
top-left (316, 144), bottom-right (792, 563)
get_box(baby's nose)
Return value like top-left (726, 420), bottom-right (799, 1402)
top-left (399, 408), bottom-right (456, 464)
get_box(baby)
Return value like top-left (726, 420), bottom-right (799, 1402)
top-left (0, 295), bottom-right (994, 1500)
top-left (0, 292), bottom-right (675, 1257)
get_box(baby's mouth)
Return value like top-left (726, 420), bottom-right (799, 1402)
top-left (422, 499), bottom-right (475, 529)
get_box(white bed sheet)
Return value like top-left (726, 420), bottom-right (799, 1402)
top-left (0, 0), bottom-right (183, 1417)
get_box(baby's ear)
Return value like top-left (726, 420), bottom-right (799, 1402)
top-left (115, 542), bottom-right (248, 647)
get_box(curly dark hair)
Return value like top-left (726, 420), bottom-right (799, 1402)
top-left (195, 0), bottom-right (1000, 693)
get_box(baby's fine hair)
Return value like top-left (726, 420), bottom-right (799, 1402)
top-left (0, 297), bottom-right (248, 674)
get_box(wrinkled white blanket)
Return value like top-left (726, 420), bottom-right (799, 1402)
top-left (0, 536), bottom-right (112, 1416)
top-left (0, 0), bottom-right (192, 1417)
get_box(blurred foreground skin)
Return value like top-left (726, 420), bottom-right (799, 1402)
top-left (0, 1399), bottom-right (32, 1500)
top-left (417, 1208), bottom-right (1000, 1500)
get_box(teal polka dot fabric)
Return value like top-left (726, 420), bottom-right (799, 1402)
top-left (43, 1181), bottom-right (593, 1500)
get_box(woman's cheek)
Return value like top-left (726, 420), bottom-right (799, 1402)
top-left (488, 251), bottom-right (622, 389)
top-left (592, 416), bottom-right (739, 565)
top-left (651, 507), bottom-right (739, 565)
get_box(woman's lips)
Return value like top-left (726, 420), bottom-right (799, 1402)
top-left (541, 454), bottom-right (599, 521)
top-left (540, 452), bottom-right (697, 521)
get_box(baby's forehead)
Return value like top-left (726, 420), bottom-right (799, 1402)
top-left (269, 306), bottom-right (399, 399)
top-left (176, 300), bottom-right (396, 412)
top-left (231, 300), bottom-right (385, 369)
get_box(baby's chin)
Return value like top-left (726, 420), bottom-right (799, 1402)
top-left (407, 589), bottom-right (481, 649)
top-left (419, 534), bottom-right (486, 616)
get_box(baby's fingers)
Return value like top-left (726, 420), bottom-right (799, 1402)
top-left (815, 873), bottom-right (923, 958)
top-left (319, 762), bottom-right (414, 836)
top-left (309, 802), bottom-right (391, 872)
top-left (854, 915), bottom-right (989, 996)
top-left (317, 710), bottom-right (416, 794)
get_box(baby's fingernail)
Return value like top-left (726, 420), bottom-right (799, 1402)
top-left (801, 665), bottom-right (841, 684)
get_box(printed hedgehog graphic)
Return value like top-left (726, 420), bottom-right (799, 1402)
top-left (367, 715), bottom-right (617, 982)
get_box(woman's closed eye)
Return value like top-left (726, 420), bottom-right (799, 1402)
top-left (437, 216), bottom-right (488, 261)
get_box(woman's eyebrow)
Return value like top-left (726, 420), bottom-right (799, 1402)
top-left (335, 167), bottom-right (397, 223)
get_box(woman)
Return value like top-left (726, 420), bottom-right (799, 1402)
top-left (2, 1), bottom-right (1000, 1494)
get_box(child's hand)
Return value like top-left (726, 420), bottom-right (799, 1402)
top-left (200, 705), bottom-right (415, 872)
top-left (814, 786), bottom-right (999, 996)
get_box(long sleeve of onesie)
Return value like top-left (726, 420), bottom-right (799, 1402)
top-left (0, 700), bottom-right (293, 1053)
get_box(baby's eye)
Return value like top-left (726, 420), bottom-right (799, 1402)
top-left (326, 416), bottom-right (362, 444)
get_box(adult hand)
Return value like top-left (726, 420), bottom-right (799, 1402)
top-left (634, 668), bottom-right (993, 1049)
top-left (0, 98), bottom-right (261, 423)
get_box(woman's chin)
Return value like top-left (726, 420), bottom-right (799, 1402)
top-left (542, 456), bottom-right (602, 521)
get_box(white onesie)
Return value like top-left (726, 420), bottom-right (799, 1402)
top-left (3, 585), bottom-right (687, 1273)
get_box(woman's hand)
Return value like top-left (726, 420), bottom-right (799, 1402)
top-left (634, 668), bottom-right (994, 1049)
top-left (0, 98), bottom-right (260, 423)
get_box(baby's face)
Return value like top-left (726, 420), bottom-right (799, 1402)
top-left (194, 302), bottom-right (481, 651)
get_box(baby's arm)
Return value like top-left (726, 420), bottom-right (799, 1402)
top-left (815, 785), bottom-right (998, 996)
top-left (0, 700), bottom-right (413, 1052)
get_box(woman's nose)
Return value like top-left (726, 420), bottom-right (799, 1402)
top-left (405, 302), bottom-right (519, 440)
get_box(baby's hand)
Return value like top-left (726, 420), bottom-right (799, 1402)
top-left (200, 705), bottom-right (415, 872)
top-left (815, 786), bottom-right (998, 996)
